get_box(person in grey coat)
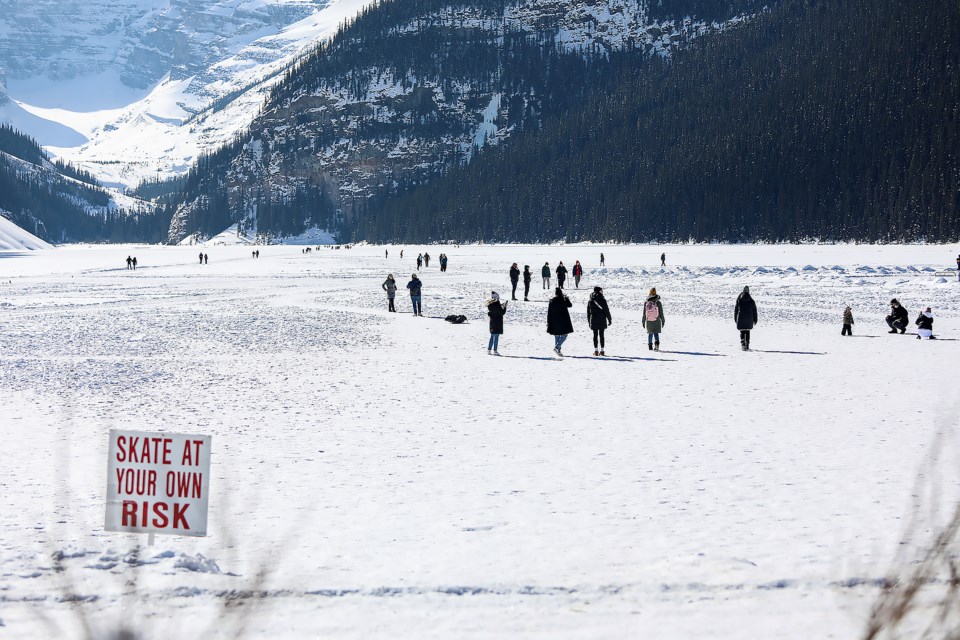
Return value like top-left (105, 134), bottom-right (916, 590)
top-left (735, 286), bottom-right (758, 350)
top-left (642, 288), bottom-right (665, 351)
top-left (382, 273), bottom-right (398, 312)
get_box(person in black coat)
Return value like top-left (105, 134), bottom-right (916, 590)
top-left (486, 291), bottom-right (507, 354)
top-left (556, 261), bottom-right (568, 289)
top-left (735, 286), bottom-right (758, 350)
top-left (509, 263), bottom-right (520, 300)
top-left (522, 265), bottom-right (532, 301)
top-left (547, 288), bottom-right (574, 356)
top-left (886, 298), bottom-right (909, 334)
top-left (915, 307), bottom-right (935, 339)
top-left (586, 286), bottom-right (612, 356)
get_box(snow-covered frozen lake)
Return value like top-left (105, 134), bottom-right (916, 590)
top-left (2, 243), bottom-right (959, 638)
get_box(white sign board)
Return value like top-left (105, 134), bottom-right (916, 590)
top-left (105, 429), bottom-right (211, 537)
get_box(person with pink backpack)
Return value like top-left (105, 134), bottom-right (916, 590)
top-left (643, 288), bottom-right (665, 351)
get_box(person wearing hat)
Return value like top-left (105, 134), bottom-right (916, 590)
top-left (542, 262), bottom-right (551, 289)
top-left (523, 265), bottom-right (532, 301)
top-left (382, 273), bottom-right (398, 312)
top-left (915, 307), bottom-right (935, 339)
top-left (486, 291), bottom-right (508, 354)
top-left (406, 273), bottom-right (423, 316)
top-left (509, 263), bottom-right (520, 300)
top-left (735, 286), bottom-right (758, 351)
top-left (547, 287), bottom-right (574, 356)
top-left (841, 305), bottom-right (854, 336)
top-left (587, 286), bottom-right (612, 356)
top-left (886, 298), bottom-right (909, 334)
top-left (643, 287), bottom-right (665, 351)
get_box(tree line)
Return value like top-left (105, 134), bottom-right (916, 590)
top-left (356, 0), bottom-right (959, 243)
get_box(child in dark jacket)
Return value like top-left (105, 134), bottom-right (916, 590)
top-left (842, 306), bottom-right (854, 336)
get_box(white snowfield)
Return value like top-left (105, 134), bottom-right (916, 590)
top-left (1, 243), bottom-right (959, 638)
top-left (0, 214), bottom-right (52, 250)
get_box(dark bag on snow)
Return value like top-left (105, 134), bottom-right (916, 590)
top-left (445, 314), bottom-right (467, 324)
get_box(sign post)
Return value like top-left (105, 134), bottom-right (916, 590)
top-left (105, 430), bottom-right (212, 538)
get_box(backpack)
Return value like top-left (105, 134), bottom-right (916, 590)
top-left (645, 300), bottom-right (659, 322)
top-left (445, 314), bottom-right (467, 324)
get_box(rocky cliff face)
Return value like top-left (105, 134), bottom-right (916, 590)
top-left (168, 0), bottom-right (753, 242)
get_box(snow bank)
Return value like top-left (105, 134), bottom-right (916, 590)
top-left (0, 215), bottom-right (52, 250)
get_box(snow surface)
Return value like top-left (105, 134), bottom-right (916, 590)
top-left (2, 243), bottom-right (960, 638)
top-left (0, 215), bottom-right (53, 250)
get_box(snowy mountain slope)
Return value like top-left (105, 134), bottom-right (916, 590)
top-left (0, 0), bottom-right (376, 188)
top-left (168, 0), bottom-right (759, 243)
top-left (0, 214), bottom-right (52, 250)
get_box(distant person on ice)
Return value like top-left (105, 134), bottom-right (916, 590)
top-left (643, 288), bottom-right (665, 351)
top-left (547, 287), bottom-right (574, 357)
top-left (523, 265), bottom-right (532, 301)
top-left (424, 252), bottom-right (431, 268)
top-left (542, 262), bottom-right (551, 289)
top-left (842, 306), bottom-right (854, 336)
top-left (915, 307), bottom-right (935, 339)
top-left (204, 253), bottom-right (209, 264)
top-left (600, 252), bottom-right (605, 266)
top-left (417, 254), bottom-right (423, 271)
top-left (587, 286), bottom-right (612, 356)
top-left (385, 249), bottom-right (388, 259)
top-left (735, 286), bottom-right (758, 351)
top-left (509, 263), bottom-right (520, 300)
top-left (132, 257), bottom-right (137, 270)
top-left (661, 252), bottom-right (666, 267)
top-left (486, 291), bottom-right (507, 355)
top-left (407, 274), bottom-right (423, 316)
top-left (440, 253), bottom-right (448, 272)
top-left (956, 254), bottom-right (959, 281)
top-left (886, 299), bottom-right (908, 334)
top-left (382, 273), bottom-right (398, 312)
top-left (199, 252), bottom-right (204, 265)
top-left (556, 261), bottom-right (568, 289)
top-left (572, 260), bottom-right (583, 288)
top-left (126, 256), bottom-right (133, 270)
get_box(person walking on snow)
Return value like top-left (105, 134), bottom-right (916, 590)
top-left (915, 307), bottom-right (935, 339)
top-left (132, 257), bottom-right (137, 270)
top-left (407, 274), bottom-right (423, 316)
top-left (382, 274), bottom-right (398, 312)
top-left (440, 254), bottom-right (448, 272)
top-left (542, 262), bottom-right (551, 289)
top-left (523, 265), bottom-right (532, 301)
top-left (547, 287), bottom-right (574, 356)
top-left (587, 286), bottom-right (612, 356)
top-left (660, 252), bottom-right (666, 267)
top-left (556, 261), bottom-right (568, 289)
top-left (886, 299), bottom-right (909, 334)
top-left (572, 261), bottom-right (583, 288)
top-left (199, 252), bottom-right (204, 265)
top-left (643, 288), bottom-right (665, 351)
top-left (417, 254), bottom-right (423, 271)
top-left (424, 252), bottom-right (431, 268)
top-left (842, 306), bottom-right (854, 336)
top-left (600, 252), bottom-right (605, 266)
top-left (956, 254), bottom-right (959, 281)
top-left (735, 286), bottom-right (758, 351)
top-left (385, 249), bottom-right (389, 259)
top-left (126, 256), bottom-right (133, 270)
top-left (509, 263), bottom-right (520, 300)
top-left (486, 291), bottom-right (508, 355)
